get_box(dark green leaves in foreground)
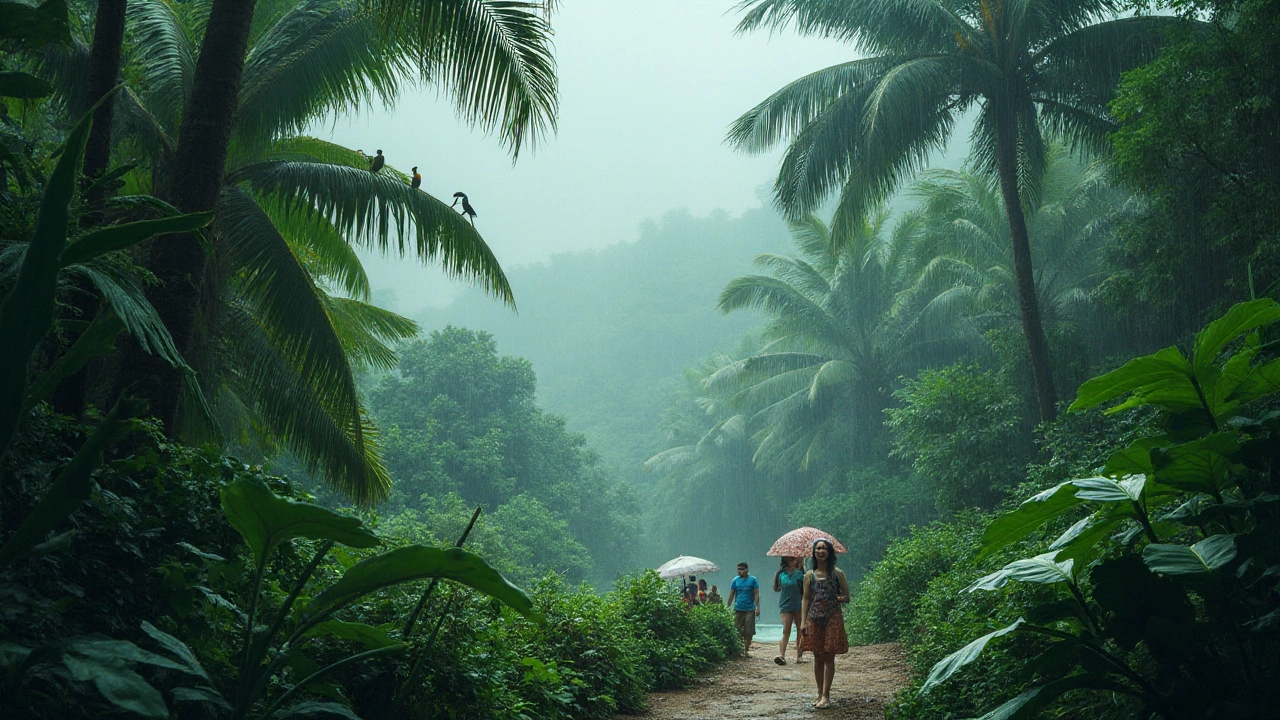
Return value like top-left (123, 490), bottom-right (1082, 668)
top-left (305, 545), bottom-right (542, 625)
top-left (1144, 534), bottom-right (1237, 575)
top-left (220, 478), bottom-right (380, 567)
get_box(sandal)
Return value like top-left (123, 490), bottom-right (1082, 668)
top-left (773, 656), bottom-right (786, 665)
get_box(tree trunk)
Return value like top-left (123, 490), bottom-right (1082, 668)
top-left (121, 0), bottom-right (258, 433)
top-left (993, 101), bottom-right (1058, 423)
top-left (51, 0), bottom-right (129, 418)
top-left (81, 0), bottom-right (127, 194)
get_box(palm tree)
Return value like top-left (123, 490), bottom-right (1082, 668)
top-left (92, 0), bottom-right (530, 502)
top-left (903, 146), bottom-right (1126, 337)
top-left (729, 0), bottom-right (1187, 421)
top-left (709, 212), bottom-right (970, 473)
top-left (132, 0), bottom-right (558, 439)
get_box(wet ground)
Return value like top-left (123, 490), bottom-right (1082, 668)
top-left (624, 642), bottom-right (911, 720)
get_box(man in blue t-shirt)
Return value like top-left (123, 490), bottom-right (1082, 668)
top-left (726, 562), bottom-right (761, 656)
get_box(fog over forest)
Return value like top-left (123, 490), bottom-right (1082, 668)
top-left (4, 0), bottom-right (1277, 716)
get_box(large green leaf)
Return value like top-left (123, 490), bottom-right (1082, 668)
top-left (303, 545), bottom-right (541, 627)
top-left (1048, 508), bottom-right (1128, 571)
top-left (978, 482), bottom-right (1082, 560)
top-left (0, 71), bottom-right (54, 99)
top-left (921, 619), bottom-right (1025, 694)
top-left (140, 621), bottom-right (211, 684)
top-left (1071, 475), bottom-right (1145, 504)
top-left (1151, 432), bottom-right (1238, 496)
top-left (219, 477), bottom-right (380, 568)
top-left (1191, 299), bottom-right (1280, 374)
top-left (62, 655), bottom-right (168, 719)
top-left (22, 311), bottom-right (125, 413)
top-left (0, 92), bottom-right (97, 453)
top-left (1068, 346), bottom-right (1195, 413)
top-left (0, 398), bottom-right (143, 571)
top-left (1143, 534), bottom-right (1238, 575)
top-left (59, 212), bottom-right (213, 267)
top-left (969, 552), bottom-right (1075, 592)
top-left (972, 674), bottom-right (1134, 719)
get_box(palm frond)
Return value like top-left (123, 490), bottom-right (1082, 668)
top-left (734, 0), bottom-right (972, 55)
top-left (256, 190), bottom-right (371, 299)
top-left (774, 55), bottom-right (963, 229)
top-left (369, 0), bottom-right (558, 158)
top-left (719, 275), bottom-right (851, 350)
top-left (222, 302), bottom-right (391, 503)
top-left (726, 56), bottom-right (901, 153)
top-left (217, 185), bottom-right (367, 452)
top-left (125, 0), bottom-right (196, 133)
top-left (322, 294), bottom-right (419, 370)
top-left (71, 262), bottom-right (189, 371)
top-left (237, 0), bottom-right (414, 147)
top-left (229, 159), bottom-right (513, 305)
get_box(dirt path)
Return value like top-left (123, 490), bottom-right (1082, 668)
top-left (625, 642), bottom-right (911, 720)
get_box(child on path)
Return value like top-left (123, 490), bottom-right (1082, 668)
top-left (726, 562), bottom-right (760, 657)
top-left (799, 539), bottom-right (850, 709)
top-left (773, 556), bottom-right (806, 665)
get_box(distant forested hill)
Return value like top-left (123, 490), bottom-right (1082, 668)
top-left (413, 205), bottom-right (791, 481)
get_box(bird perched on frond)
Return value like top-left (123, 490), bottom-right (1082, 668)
top-left (370, 149), bottom-right (385, 174)
top-left (411, 167), bottom-right (421, 190)
top-left (452, 192), bottom-right (476, 224)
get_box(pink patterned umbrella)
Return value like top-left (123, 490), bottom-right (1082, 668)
top-left (767, 527), bottom-right (847, 557)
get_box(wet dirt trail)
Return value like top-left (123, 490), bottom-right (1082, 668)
top-left (623, 642), bottom-right (911, 720)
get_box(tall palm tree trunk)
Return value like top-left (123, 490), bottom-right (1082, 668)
top-left (122, 0), bottom-right (259, 433)
top-left (993, 102), bottom-right (1058, 423)
top-left (51, 0), bottom-right (129, 418)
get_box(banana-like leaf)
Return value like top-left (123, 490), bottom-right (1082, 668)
top-left (61, 655), bottom-right (168, 719)
top-left (22, 311), bottom-right (126, 414)
top-left (1048, 509), bottom-right (1127, 571)
top-left (140, 621), bottom-right (212, 684)
top-left (219, 477), bottom-right (380, 569)
top-left (59, 212), bottom-right (213, 267)
top-left (1191, 299), bottom-right (1280, 374)
top-left (1068, 346), bottom-right (1197, 414)
top-left (972, 674), bottom-right (1134, 720)
top-left (1150, 432), bottom-right (1238, 496)
top-left (978, 482), bottom-right (1083, 560)
top-left (0, 397), bottom-right (144, 571)
top-left (0, 91), bottom-right (98, 452)
top-left (303, 545), bottom-right (541, 628)
top-left (968, 552), bottom-right (1075, 592)
top-left (1071, 475), bottom-right (1145, 504)
top-left (306, 619), bottom-right (398, 649)
top-left (69, 639), bottom-right (190, 674)
top-left (921, 618), bottom-right (1025, 694)
top-left (1143, 534), bottom-right (1238, 575)
top-left (0, 71), bottom-right (54, 99)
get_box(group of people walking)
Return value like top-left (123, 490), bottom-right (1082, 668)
top-left (725, 539), bottom-right (850, 710)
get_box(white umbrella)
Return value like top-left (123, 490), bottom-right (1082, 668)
top-left (656, 555), bottom-right (719, 579)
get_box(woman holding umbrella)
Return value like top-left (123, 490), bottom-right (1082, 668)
top-left (799, 538), bottom-right (849, 709)
top-left (773, 556), bottom-right (806, 665)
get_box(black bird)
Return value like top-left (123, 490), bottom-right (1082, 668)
top-left (451, 192), bottom-right (476, 224)
top-left (370, 149), bottom-right (385, 174)
top-left (410, 166), bottom-right (421, 190)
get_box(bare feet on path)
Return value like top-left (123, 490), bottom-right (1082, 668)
top-left (624, 643), bottom-right (910, 720)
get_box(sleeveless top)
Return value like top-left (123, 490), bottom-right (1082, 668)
top-left (807, 572), bottom-right (841, 623)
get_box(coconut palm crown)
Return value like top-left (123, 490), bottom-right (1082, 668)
top-left (729, 0), bottom-right (1188, 422)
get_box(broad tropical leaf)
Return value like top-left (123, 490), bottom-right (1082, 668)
top-left (219, 477), bottom-right (381, 568)
top-left (1143, 534), bottom-right (1238, 575)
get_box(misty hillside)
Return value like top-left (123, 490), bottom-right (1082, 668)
top-left (413, 205), bottom-right (791, 479)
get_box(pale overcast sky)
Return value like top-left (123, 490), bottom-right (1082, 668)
top-left (320, 1), bottom-right (852, 310)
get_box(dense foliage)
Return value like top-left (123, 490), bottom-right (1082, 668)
top-left (365, 327), bottom-right (640, 586)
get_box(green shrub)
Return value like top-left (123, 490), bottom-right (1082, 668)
top-left (846, 516), bottom-right (983, 644)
